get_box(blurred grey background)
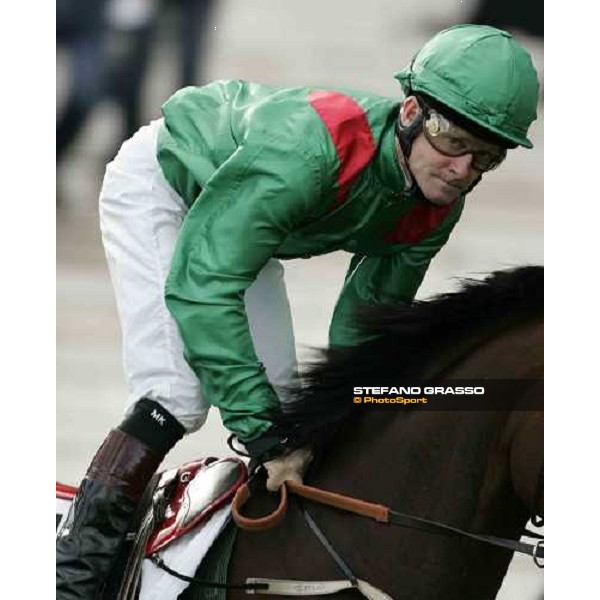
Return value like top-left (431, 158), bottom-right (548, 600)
top-left (57, 0), bottom-right (543, 597)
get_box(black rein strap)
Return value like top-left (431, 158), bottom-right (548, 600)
top-left (388, 509), bottom-right (543, 562)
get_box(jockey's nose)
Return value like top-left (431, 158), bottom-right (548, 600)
top-left (449, 154), bottom-right (474, 178)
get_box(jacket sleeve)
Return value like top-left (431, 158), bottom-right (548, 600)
top-left (329, 206), bottom-right (463, 348)
top-left (165, 138), bottom-right (325, 441)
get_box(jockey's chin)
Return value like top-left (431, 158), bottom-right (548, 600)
top-left (419, 174), bottom-right (467, 206)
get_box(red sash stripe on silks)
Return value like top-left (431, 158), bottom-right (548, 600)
top-left (309, 90), bottom-right (376, 211)
top-left (384, 200), bottom-right (456, 245)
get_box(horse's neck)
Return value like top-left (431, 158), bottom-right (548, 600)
top-left (302, 409), bottom-right (526, 599)
top-left (433, 317), bottom-right (544, 379)
top-left (299, 322), bottom-right (543, 597)
top-left (315, 410), bottom-right (516, 529)
top-left (313, 317), bottom-right (544, 507)
top-left (231, 425), bottom-right (528, 600)
top-left (229, 318), bottom-right (543, 599)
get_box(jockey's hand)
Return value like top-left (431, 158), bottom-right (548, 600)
top-left (243, 421), bottom-right (303, 462)
top-left (264, 447), bottom-right (313, 492)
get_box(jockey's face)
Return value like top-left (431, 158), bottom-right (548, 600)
top-left (399, 97), bottom-right (491, 206)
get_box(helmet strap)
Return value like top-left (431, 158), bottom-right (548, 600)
top-left (395, 110), bottom-right (427, 200)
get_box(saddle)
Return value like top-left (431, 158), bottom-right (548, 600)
top-left (146, 457), bottom-right (247, 554)
top-left (100, 456), bottom-right (246, 600)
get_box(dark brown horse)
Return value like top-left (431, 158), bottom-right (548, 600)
top-left (223, 266), bottom-right (543, 600)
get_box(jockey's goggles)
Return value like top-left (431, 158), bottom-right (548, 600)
top-left (421, 104), bottom-right (507, 172)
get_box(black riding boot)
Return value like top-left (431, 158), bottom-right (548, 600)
top-left (56, 428), bottom-right (163, 599)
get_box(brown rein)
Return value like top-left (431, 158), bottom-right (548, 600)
top-left (231, 480), bottom-right (389, 531)
top-left (231, 479), bottom-right (544, 564)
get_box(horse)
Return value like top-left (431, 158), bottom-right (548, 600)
top-left (72, 266), bottom-right (542, 599)
top-left (219, 266), bottom-right (543, 600)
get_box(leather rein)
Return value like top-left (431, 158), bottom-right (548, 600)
top-left (231, 478), bottom-right (544, 566)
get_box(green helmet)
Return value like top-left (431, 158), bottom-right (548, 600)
top-left (394, 24), bottom-right (540, 148)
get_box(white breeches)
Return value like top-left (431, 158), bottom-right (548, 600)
top-left (99, 119), bottom-right (298, 433)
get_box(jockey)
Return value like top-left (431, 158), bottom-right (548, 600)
top-left (56, 25), bottom-right (539, 598)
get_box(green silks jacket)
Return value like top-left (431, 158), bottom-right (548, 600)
top-left (157, 80), bottom-right (465, 441)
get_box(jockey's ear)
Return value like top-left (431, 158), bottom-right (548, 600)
top-left (399, 96), bottom-right (421, 127)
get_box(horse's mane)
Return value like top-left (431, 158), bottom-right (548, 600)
top-left (278, 266), bottom-right (543, 440)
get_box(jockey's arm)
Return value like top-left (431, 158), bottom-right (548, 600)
top-left (164, 137), bottom-right (325, 443)
top-left (329, 212), bottom-right (462, 348)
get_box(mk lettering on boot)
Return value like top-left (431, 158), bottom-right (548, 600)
top-left (150, 409), bottom-right (166, 426)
